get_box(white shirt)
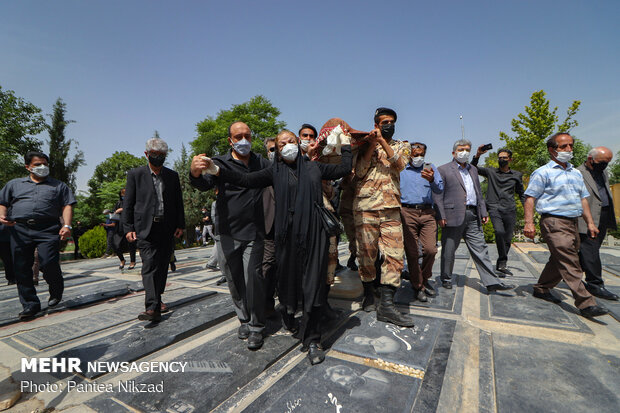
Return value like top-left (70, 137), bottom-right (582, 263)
top-left (458, 163), bottom-right (477, 206)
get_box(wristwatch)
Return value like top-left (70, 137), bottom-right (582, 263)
top-left (63, 224), bottom-right (72, 230)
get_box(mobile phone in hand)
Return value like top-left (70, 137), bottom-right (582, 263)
top-left (482, 143), bottom-right (493, 151)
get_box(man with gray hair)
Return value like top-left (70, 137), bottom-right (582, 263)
top-left (123, 137), bottom-right (185, 322)
top-left (577, 146), bottom-right (618, 300)
top-left (434, 139), bottom-right (514, 292)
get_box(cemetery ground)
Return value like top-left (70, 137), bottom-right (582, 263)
top-left (0, 241), bottom-right (619, 412)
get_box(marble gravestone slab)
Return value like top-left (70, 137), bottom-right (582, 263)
top-left (486, 247), bottom-right (536, 279)
top-left (492, 333), bottom-right (620, 413)
top-left (528, 250), bottom-right (550, 264)
top-left (480, 284), bottom-right (591, 333)
top-left (243, 357), bottom-right (421, 413)
top-left (603, 264), bottom-right (620, 276)
top-left (331, 311), bottom-right (443, 372)
top-left (87, 318), bottom-right (299, 413)
top-left (10, 288), bottom-right (215, 351)
top-left (0, 273), bottom-right (86, 291)
top-left (0, 276), bottom-right (106, 301)
top-left (395, 252), bottom-right (467, 313)
top-left (603, 286), bottom-right (620, 325)
top-left (178, 272), bottom-right (222, 284)
top-left (56, 293), bottom-right (235, 378)
top-left (0, 279), bottom-right (143, 327)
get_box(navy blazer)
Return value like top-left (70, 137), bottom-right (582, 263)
top-left (433, 159), bottom-right (487, 227)
top-left (122, 165), bottom-right (185, 239)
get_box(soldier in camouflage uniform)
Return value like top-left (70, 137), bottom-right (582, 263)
top-left (353, 107), bottom-right (414, 327)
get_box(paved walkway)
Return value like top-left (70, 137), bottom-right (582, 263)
top-left (0, 242), bottom-right (618, 412)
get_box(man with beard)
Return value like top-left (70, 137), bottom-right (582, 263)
top-left (190, 121), bottom-right (270, 349)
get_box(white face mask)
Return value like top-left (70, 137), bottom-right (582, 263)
top-left (299, 140), bottom-right (310, 152)
top-left (30, 165), bottom-right (50, 178)
top-left (555, 150), bottom-right (573, 163)
top-left (411, 156), bottom-right (425, 167)
top-left (455, 150), bottom-right (470, 163)
top-left (281, 143), bottom-right (299, 162)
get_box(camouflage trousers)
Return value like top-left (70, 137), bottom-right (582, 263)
top-left (326, 236), bottom-right (338, 285)
top-left (355, 208), bottom-right (404, 287)
top-left (340, 208), bottom-right (357, 256)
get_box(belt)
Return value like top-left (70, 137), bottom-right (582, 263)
top-left (541, 213), bottom-right (577, 221)
top-left (402, 203), bottom-right (433, 210)
top-left (153, 216), bottom-right (165, 223)
top-left (14, 218), bottom-right (59, 226)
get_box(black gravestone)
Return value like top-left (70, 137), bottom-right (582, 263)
top-left (480, 284), bottom-right (592, 333)
top-left (528, 250), bottom-right (550, 264)
top-left (86, 318), bottom-right (299, 412)
top-left (243, 357), bottom-right (421, 413)
top-left (486, 247), bottom-right (536, 279)
top-left (56, 293), bottom-right (235, 378)
top-left (10, 288), bottom-right (215, 351)
top-left (177, 273), bottom-right (222, 284)
top-left (0, 275), bottom-right (106, 301)
top-left (331, 311), bottom-right (443, 371)
top-left (492, 333), bottom-right (620, 413)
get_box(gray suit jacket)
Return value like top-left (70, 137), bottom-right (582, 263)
top-left (577, 163), bottom-right (617, 233)
top-left (434, 159), bottom-right (487, 227)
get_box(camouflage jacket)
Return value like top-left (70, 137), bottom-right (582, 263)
top-left (353, 139), bottom-right (411, 211)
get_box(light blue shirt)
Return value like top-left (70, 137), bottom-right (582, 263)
top-left (524, 160), bottom-right (589, 218)
top-left (400, 163), bottom-right (444, 205)
top-left (458, 163), bottom-right (477, 206)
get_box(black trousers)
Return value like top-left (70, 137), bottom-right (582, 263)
top-left (10, 222), bottom-right (63, 311)
top-left (1, 240), bottom-right (15, 283)
top-left (488, 208), bottom-right (516, 267)
top-left (137, 222), bottom-right (174, 312)
top-left (578, 207), bottom-right (612, 286)
top-left (263, 237), bottom-right (277, 311)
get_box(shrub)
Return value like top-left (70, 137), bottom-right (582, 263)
top-left (78, 226), bottom-right (107, 258)
top-left (483, 220), bottom-right (495, 243)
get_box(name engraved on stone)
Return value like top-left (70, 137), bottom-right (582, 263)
top-left (184, 361), bottom-right (232, 373)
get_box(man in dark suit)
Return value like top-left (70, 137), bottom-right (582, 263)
top-left (434, 139), bottom-right (514, 293)
top-left (578, 147), bottom-right (618, 301)
top-left (123, 137), bottom-right (185, 321)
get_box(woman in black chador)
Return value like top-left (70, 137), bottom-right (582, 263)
top-left (113, 188), bottom-right (137, 269)
top-left (203, 129), bottom-right (351, 365)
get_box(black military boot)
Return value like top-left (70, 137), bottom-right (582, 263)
top-left (362, 281), bottom-right (376, 312)
top-left (347, 254), bottom-right (358, 271)
top-left (376, 285), bottom-right (415, 327)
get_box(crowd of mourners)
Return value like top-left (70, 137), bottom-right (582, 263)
top-left (0, 107), bottom-right (617, 366)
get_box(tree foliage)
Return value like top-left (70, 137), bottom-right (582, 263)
top-left (47, 98), bottom-right (85, 192)
top-left (173, 143), bottom-right (212, 244)
top-left (191, 95), bottom-right (286, 157)
top-left (610, 151), bottom-right (620, 185)
top-left (495, 90), bottom-right (588, 177)
top-left (0, 85), bottom-right (46, 186)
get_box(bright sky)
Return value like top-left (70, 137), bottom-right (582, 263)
top-left (2, 0), bottom-right (619, 193)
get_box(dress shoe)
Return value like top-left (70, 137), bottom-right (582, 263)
top-left (347, 255), bottom-right (358, 271)
top-left (500, 268), bottom-right (513, 276)
top-left (238, 324), bottom-right (250, 339)
top-left (532, 290), bottom-right (561, 304)
top-left (215, 276), bottom-right (227, 285)
top-left (127, 263), bottom-right (136, 270)
top-left (495, 271), bottom-right (506, 278)
top-left (423, 281), bottom-right (436, 297)
top-left (19, 306), bottom-right (41, 320)
top-left (138, 310), bottom-right (162, 322)
top-left (496, 263), bottom-right (513, 276)
top-left (307, 342), bottom-right (325, 365)
top-left (585, 283), bottom-right (619, 301)
top-left (160, 302), bottom-right (169, 313)
top-left (48, 297), bottom-right (61, 307)
top-left (579, 305), bottom-right (609, 318)
top-left (119, 260), bottom-right (125, 270)
top-left (486, 283), bottom-right (515, 293)
top-left (206, 263), bottom-right (219, 271)
top-left (414, 288), bottom-right (428, 302)
top-left (247, 332), bottom-right (264, 350)
top-left (442, 280), bottom-right (452, 289)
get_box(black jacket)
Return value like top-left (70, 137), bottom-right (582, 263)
top-left (122, 165), bottom-right (185, 239)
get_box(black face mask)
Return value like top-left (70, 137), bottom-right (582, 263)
top-left (498, 159), bottom-right (509, 168)
top-left (592, 161), bottom-right (608, 173)
top-left (380, 123), bottom-right (395, 140)
top-left (148, 154), bottom-right (166, 167)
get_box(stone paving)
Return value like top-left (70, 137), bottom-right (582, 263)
top-left (0, 242), bottom-right (619, 412)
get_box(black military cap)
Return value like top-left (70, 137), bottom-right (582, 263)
top-left (374, 107), bottom-right (397, 123)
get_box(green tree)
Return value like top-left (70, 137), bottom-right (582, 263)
top-left (0, 85), bottom-right (46, 186)
top-left (496, 90), bottom-right (586, 177)
top-left (74, 151), bottom-right (145, 227)
top-left (191, 95), bottom-right (285, 157)
top-left (610, 151), bottom-right (620, 185)
top-left (47, 98), bottom-right (85, 192)
top-left (173, 143), bottom-right (212, 244)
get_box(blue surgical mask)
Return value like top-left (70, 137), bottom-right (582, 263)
top-left (233, 138), bottom-right (252, 156)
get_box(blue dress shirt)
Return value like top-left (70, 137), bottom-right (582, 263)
top-left (400, 162), bottom-right (444, 205)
